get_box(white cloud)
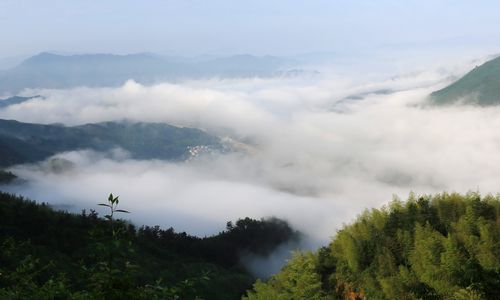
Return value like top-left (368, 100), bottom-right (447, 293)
top-left (3, 59), bottom-right (500, 245)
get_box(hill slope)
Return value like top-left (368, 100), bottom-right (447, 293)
top-left (0, 191), bottom-right (299, 299)
top-left (0, 119), bottom-right (220, 167)
top-left (430, 56), bottom-right (500, 105)
top-left (244, 192), bottom-right (500, 300)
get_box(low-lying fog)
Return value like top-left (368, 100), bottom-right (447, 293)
top-left (2, 56), bottom-right (500, 249)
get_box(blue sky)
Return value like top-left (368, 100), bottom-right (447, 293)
top-left (1, 0), bottom-right (500, 58)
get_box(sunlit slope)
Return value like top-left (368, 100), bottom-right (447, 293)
top-left (244, 193), bottom-right (500, 299)
top-left (431, 56), bottom-right (500, 105)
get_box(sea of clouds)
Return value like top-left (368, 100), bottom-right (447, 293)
top-left (1, 56), bottom-right (500, 250)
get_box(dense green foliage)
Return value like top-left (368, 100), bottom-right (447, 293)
top-left (0, 191), bottom-right (299, 299)
top-left (0, 119), bottom-right (220, 167)
top-left (245, 192), bottom-right (500, 299)
top-left (430, 56), bottom-right (500, 105)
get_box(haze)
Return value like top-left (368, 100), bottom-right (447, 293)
top-left (2, 1), bottom-right (500, 61)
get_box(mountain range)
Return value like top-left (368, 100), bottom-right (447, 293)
top-left (0, 96), bottom-right (40, 109)
top-left (0, 53), bottom-right (296, 93)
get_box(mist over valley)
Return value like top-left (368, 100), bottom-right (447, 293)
top-left (2, 2), bottom-right (500, 298)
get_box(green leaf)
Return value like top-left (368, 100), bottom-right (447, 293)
top-left (115, 209), bottom-right (130, 213)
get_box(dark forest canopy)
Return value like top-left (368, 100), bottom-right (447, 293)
top-left (0, 191), bottom-right (300, 299)
top-left (244, 192), bottom-right (500, 300)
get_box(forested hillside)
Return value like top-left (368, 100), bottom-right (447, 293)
top-left (0, 119), bottom-right (220, 167)
top-left (430, 55), bottom-right (500, 105)
top-left (0, 192), bottom-right (299, 299)
top-left (244, 192), bottom-right (500, 300)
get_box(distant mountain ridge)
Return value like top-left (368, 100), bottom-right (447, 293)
top-left (0, 52), bottom-right (295, 92)
top-left (0, 119), bottom-right (220, 167)
top-left (0, 96), bottom-right (40, 108)
top-left (430, 55), bottom-right (500, 105)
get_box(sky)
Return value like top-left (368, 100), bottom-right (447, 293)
top-left (1, 0), bottom-right (500, 59)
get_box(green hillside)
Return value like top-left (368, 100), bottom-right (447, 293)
top-left (244, 192), bottom-right (500, 300)
top-left (430, 56), bottom-right (500, 105)
top-left (0, 192), bottom-right (299, 299)
top-left (0, 119), bottom-right (220, 167)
